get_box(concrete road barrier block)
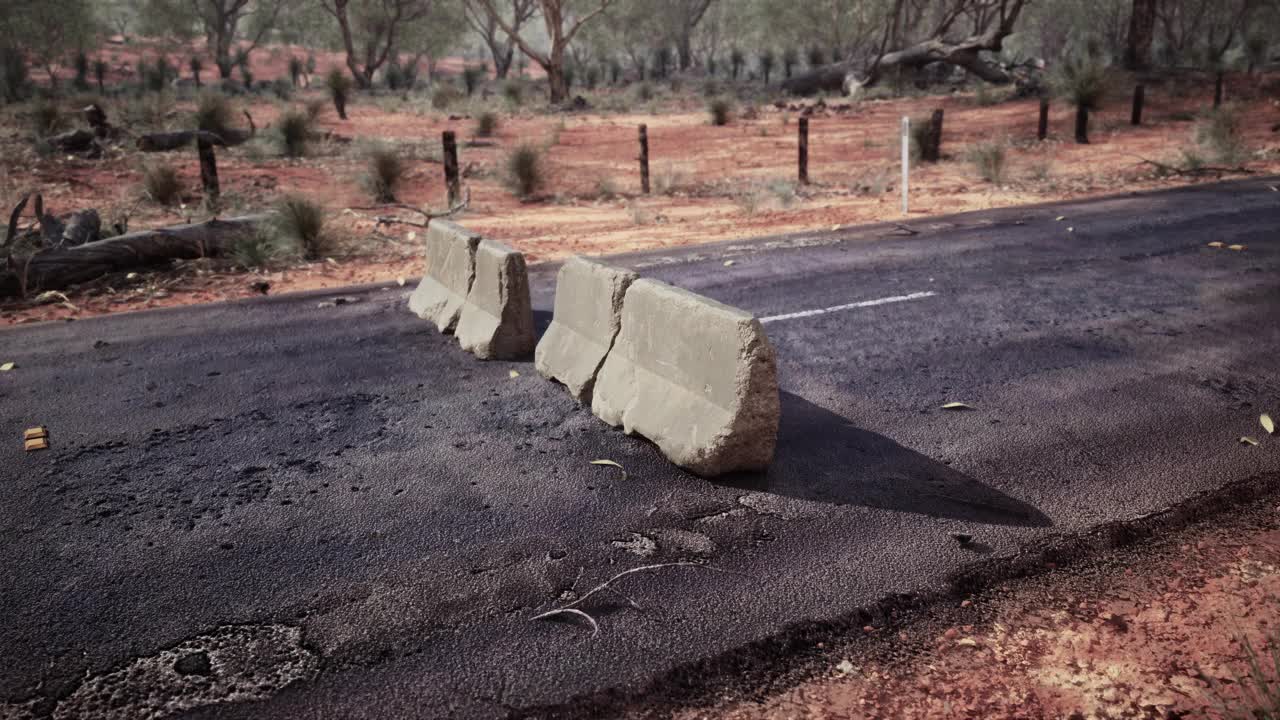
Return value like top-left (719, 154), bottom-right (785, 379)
top-left (408, 220), bottom-right (480, 333)
top-left (592, 279), bottom-right (780, 476)
top-left (456, 239), bottom-right (536, 360)
top-left (535, 257), bottom-right (637, 403)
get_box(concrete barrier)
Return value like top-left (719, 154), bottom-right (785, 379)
top-left (591, 279), bottom-right (779, 476)
top-left (408, 220), bottom-right (481, 333)
top-left (455, 239), bottom-right (535, 360)
top-left (535, 257), bottom-right (637, 403)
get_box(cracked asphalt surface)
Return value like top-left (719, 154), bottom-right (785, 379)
top-left (2, 178), bottom-right (1278, 719)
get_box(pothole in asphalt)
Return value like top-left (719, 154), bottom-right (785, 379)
top-left (50, 624), bottom-right (317, 720)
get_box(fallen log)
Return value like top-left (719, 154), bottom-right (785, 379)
top-left (136, 110), bottom-right (257, 152)
top-left (45, 129), bottom-right (103, 157)
top-left (1, 214), bottom-right (268, 297)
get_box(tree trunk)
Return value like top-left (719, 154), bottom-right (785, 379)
top-left (1075, 105), bottom-right (1090, 144)
top-left (1038, 96), bottom-right (1050, 140)
top-left (921, 108), bottom-right (943, 162)
top-left (547, 64), bottom-right (569, 104)
top-left (1124, 0), bottom-right (1157, 71)
top-left (1, 216), bottom-right (267, 297)
top-left (1131, 83), bottom-right (1145, 126)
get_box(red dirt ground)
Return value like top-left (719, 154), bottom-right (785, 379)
top-left (668, 504), bottom-right (1280, 720)
top-left (3, 59), bottom-right (1278, 325)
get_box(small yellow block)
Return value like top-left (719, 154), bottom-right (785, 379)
top-left (24, 437), bottom-right (49, 451)
top-left (23, 427), bottom-right (48, 441)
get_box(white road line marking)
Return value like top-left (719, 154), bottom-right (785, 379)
top-left (760, 291), bottom-right (938, 324)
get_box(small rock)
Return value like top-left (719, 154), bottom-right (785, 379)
top-left (950, 532), bottom-right (973, 546)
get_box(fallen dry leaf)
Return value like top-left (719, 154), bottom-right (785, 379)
top-left (0, 362), bottom-right (13, 372)
top-left (1228, 244), bottom-right (1246, 251)
top-left (942, 402), bottom-right (975, 411)
top-left (1262, 414), bottom-right (1275, 435)
top-left (1055, 216), bottom-right (1066, 221)
top-left (1240, 436), bottom-right (1260, 446)
top-left (508, 370), bottom-right (520, 379)
top-left (396, 277), bottom-right (406, 286)
top-left (590, 459), bottom-right (628, 481)
top-left (1207, 242), bottom-right (1225, 248)
top-left (723, 260), bottom-right (736, 267)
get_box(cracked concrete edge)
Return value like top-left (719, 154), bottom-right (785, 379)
top-left (591, 278), bottom-right (780, 477)
top-left (456, 238), bottom-right (536, 360)
top-left (535, 256), bottom-right (638, 403)
top-left (407, 220), bottom-right (481, 333)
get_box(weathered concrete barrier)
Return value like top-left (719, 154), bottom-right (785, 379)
top-left (591, 279), bottom-right (780, 476)
top-left (408, 220), bottom-right (480, 333)
top-left (535, 257), bottom-right (637, 403)
top-left (455, 239), bottom-right (535, 360)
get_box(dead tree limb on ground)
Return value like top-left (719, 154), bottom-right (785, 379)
top-left (1126, 154), bottom-right (1254, 177)
top-left (354, 189), bottom-right (472, 231)
top-left (136, 110), bottom-right (257, 152)
top-left (782, 0), bottom-right (1029, 96)
top-left (1, 214), bottom-right (268, 298)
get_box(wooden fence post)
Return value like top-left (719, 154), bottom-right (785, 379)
top-left (197, 138), bottom-right (219, 211)
top-left (1038, 96), bottom-right (1050, 141)
top-left (1131, 84), bottom-right (1145, 126)
top-left (638, 124), bottom-right (650, 194)
top-left (442, 131), bottom-right (460, 207)
top-left (798, 117), bottom-right (809, 184)
top-left (921, 108), bottom-right (944, 162)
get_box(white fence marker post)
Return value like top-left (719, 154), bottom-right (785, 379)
top-left (901, 116), bottom-right (910, 216)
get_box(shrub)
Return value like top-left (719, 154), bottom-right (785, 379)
top-left (142, 162), bottom-right (183, 205)
top-left (709, 98), bottom-right (732, 126)
top-left (635, 82), bottom-right (655, 103)
top-left (288, 56), bottom-right (304, 86)
top-left (1195, 105), bottom-right (1250, 165)
top-left (765, 178), bottom-right (798, 207)
top-left (2, 47), bottom-right (31, 103)
top-left (974, 82), bottom-right (1001, 106)
top-left (270, 78), bottom-right (293, 101)
top-left (29, 100), bottom-right (63, 137)
top-left (967, 140), bottom-right (1008, 184)
top-left (188, 56), bottom-right (203, 86)
top-left (502, 81), bottom-right (523, 107)
top-left (807, 46), bottom-right (827, 68)
top-left (72, 52), bottom-right (90, 91)
top-left (475, 111), bottom-right (499, 137)
top-left (195, 90), bottom-right (234, 138)
top-left (362, 144), bottom-right (404, 202)
top-left (651, 47), bottom-right (673, 80)
top-left (1054, 53), bottom-right (1109, 111)
top-left (276, 108), bottom-right (312, 157)
top-left (385, 58), bottom-right (407, 91)
top-left (505, 143), bottom-right (545, 199)
top-left (462, 64), bottom-right (485, 96)
top-left (729, 47), bottom-right (745, 80)
top-left (233, 227), bottom-right (285, 269)
top-left (758, 49), bottom-right (776, 83)
top-left (325, 67), bottom-right (352, 120)
top-left (782, 48), bottom-right (799, 78)
top-left (273, 195), bottom-right (327, 259)
top-left (431, 84), bottom-right (460, 110)
top-left (92, 58), bottom-right (108, 93)
top-left (304, 98), bottom-right (326, 121)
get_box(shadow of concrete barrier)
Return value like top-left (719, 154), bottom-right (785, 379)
top-left (592, 278), bottom-right (780, 476)
top-left (455, 239), bottom-right (535, 360)
top-left (535, 257), bottom-right (637, 403)
top-left (408, 220), bottom-right (480, 333)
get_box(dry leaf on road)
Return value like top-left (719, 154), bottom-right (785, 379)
top-left (590, 459), bottom-right (628, 481)
top-left (1239, 436), bottom-right (1259, 446)
top-left (1262, 414), bottom-right (1275, 435)
top-left (942, 402), bottom-right (975, 410)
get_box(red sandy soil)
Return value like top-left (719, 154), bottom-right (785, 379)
top-left (668, 504), bottom-right (1280, 720)
top-left (3, 60), bottom-right (1279, 325)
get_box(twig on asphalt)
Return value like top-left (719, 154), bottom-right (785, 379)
top-left (531, 562), bottom-right (737, 637)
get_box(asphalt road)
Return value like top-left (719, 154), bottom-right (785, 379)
top-left (2, 178), bottom-right (1279, 719)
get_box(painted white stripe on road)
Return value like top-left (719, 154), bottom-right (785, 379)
top-left (760, 291), bottom-right (938, 324)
